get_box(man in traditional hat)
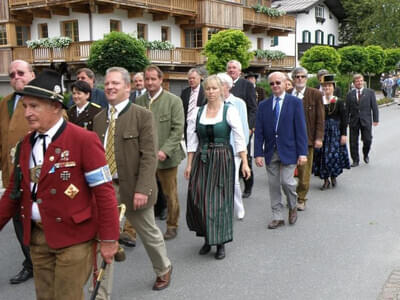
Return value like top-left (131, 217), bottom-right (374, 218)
top-left (245, 72), bottom-right (266, 104)
top-left (0, 59), bottom-right (34, 284)
top-left (0, 69), bottom-right (120, 299)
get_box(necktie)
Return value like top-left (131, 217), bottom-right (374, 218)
top-left (106, 106), bottom-right (117, 176)
top-left (273, 97), bottom-right (281, 131)
top-left (357, 90), bottom-right (361, 103)
top-left (295, 91), bottom-right (299, 98)
top-left (187, 89), bottom-right (197, 120)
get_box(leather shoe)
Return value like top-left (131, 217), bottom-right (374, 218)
top-left (297, 202), bottom-right (306, 211)
top-left (159, 208), bottom-right (167, 220)
top-left (215, 244), bottom-right (225, 260)
top-left (288, 208), bottom-right (297, 225)
top-left (351, 161), bottom-right (359, 167)
top-left (119, 232), bottom-right (136, 247)
top-left (364, 156), bottom-right (369, 164)
top-left (153, 266), bottom-right (172, 291)
top-left (9, 268), bottom-right (33, 284)
top-left (267, 219), bottom-right (284, 229)
top-left (199, 242), bottom-right (211, 255)
top-left (164, 228), bottom-right (177, 240)
top-left (242, 190), bottom-right (251, 198)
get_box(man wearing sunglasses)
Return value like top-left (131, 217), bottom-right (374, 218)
top-left (291, 67), bottom-right (325, 211)
top-left (254, 72), bottom-right (308, 229)
top-left (0, 60), bottom-right (35, 284)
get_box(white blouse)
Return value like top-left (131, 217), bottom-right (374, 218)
top-left (186, 104), bottom-right (247, 153)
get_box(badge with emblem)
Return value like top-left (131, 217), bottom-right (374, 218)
top-left (60, 150), bottom-right (70, 161)
top-left (64, 184), bottom-right (79, 199)
top-left (55, 148), bottom-right (61, 154)
top-left (29, 165), bottom-right (42, 183)
top-left (60, 171), bottom-right (71, 181)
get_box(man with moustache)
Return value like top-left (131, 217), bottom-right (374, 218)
top-left (129, 72), bottom-right (146, 103)
top-left (0, 60), bottom-right (35, 284)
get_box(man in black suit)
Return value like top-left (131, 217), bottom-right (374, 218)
top-left (180, 68), bottom-right (206, 143)
top-left (227, 60), bottom-right (258, 198)
top-left (346, 74), bottom-right (379, 167)
top-left (129, 72), bottom-right (146, 103)
top-left (245, 72), bottom-right (266, 104)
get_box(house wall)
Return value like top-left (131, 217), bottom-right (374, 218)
top-left (245, 31), bottom-right (295, 56)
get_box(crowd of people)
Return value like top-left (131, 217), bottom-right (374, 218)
top-left (0, 59), bottom-right (380, 299)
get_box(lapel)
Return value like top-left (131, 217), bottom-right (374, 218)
top-left (7, 93), bottom-right (16, 118)
top-left (96, 110), bottom-right (109, 144)
top-left (278, 94), bottom-right (289, 129)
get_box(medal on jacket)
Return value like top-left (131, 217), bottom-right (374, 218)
top-left (30, 165), bottom-right (42, 183)
top-left (64, 183), bottom-right (79, 199)
top-left (60, 150), bottom-right (70, 161)
top-left (60, 171), bottom-right (71, 181)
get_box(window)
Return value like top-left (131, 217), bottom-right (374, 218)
top-left (207, 28), bottom-right (219, 40)
top-left (110, 20), bottom-right (121, 32)
top-left (0, 25), bottom-right (7, 45)
top-left (61, 20), bottom-right (79, 42)
top-left (38, 23), bottom-right (48, 38)
top-left (327, 34), bottom-right (335, 46)
top-left (315, 30), bottom-right (324, 44)
top-left (302, 30), bottom-right (311, 43)
top-left (270, 36), bottom-right (278, 47)
top-left (315, 5), bottom-right (324, 18)
top-left (137, 23), bottom-right (147, 40)
top-left (257, 38), bottom-right (264, 50)
top-left (161, 26), bottom-right (170, 42)
top-left (184, 28), bottom-right (202, 48)
top-left (16, 25), bottom-right (30, 46)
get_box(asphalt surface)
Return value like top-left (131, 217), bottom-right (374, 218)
top-left (0, 103), bottom-right (400, 300)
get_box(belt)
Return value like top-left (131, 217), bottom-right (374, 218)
top-left (199, 142), bottom-right (229, 163)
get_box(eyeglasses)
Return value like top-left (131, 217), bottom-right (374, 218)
top-left (295, 75), bottom-right (307, 79)
top-left (9, 70), bottom-right (25, 79)
top-left (269, 81), bottom-right (281, 86)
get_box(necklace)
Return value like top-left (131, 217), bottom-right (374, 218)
top-left (326, 96), bottom-right (337, 115)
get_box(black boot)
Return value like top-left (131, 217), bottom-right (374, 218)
top-left (331, 176), bottom-right (337, 187)
top-left (320, 179), bottom-right (330, 190)
top-left (242, 170), bottom-right (254, 198)
top-left (199, 239), bottom-right (211, 255)
top-left (215, 244), bottom-right (225, 260)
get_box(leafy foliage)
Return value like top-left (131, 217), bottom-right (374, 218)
top-left (252, 4), bottom-right (286, 17)
top-left (87, 32), bottom-right (150, 75)
top-left (364, 46), bottom-right (386, 75)
top-left (383, 48), bottom-right (400, 73)
top-left (26, 37), bottom-right (72, 49)
top-left (204, 29), bottom-right (253, 75)
top-left (300, 46), bottom-right (341, 74)
top-left (338, 46), bottom-right (368, 75)
top-left (138, 39), bottom-right (175, 50)
top-left (254, 49), bottom-right (286, 60)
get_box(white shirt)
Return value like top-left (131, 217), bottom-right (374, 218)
top-left (30, 117), bottom-right (64, 221)
top-left (273, 93), bottom-right (285, 129)
top-left (13, 94), bottom-right (21, 111)
top-left (292, 87), bottom-right (306, 100)
top-left (186, 104), bottom-right (247, 154)
top-left (76, 102), bottom-right (89, 116)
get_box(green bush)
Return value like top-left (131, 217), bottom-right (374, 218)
top-left (88, 31), bottom-right (150, 75)
top-left (254, 49), bottom-right (285, 60)
top-left (138, 39), bottom-right (175, 50)
top-left (377, 97), bottom-right (394, 105)
top-left (257, 79), bottom-right (272, 98)
top-left (306, 76), bottom-right (320, 88)
top-left (63, 92), bottom-right (71, 107)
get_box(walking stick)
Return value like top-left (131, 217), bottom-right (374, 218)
top-left (90, 204), bottom-right (127, 300)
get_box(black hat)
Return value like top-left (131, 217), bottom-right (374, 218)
top-left (17, 69), bottom-right (65, 108)
top-left (245, 72), bottom-right (259, 79)
top-left (320, 74), bottom-right (335, 85)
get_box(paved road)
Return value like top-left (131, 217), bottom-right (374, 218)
top-left (0, 104), bottom-right (400, 300)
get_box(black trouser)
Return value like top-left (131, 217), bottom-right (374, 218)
top-left (241, 136), bottom-right (254, 192)
top-left (13, 214), bottom-right (33, 272)
top-left (349, 120), bottom-right (372, 163)
top-left (154, 176), bottom-right (167, 216)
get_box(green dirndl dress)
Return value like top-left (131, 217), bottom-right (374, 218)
top-left (186, 104), bottom-right (235, 245)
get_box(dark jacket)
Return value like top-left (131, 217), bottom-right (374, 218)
top-left (345, 88), bottom-right (379, 127)
top-left (230, 78), bottom-right (258, 129)
top-left (67, 102), bottom-right (102, 131)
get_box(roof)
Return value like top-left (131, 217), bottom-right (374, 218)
top-left (271, 0), bottom-right (345, 20)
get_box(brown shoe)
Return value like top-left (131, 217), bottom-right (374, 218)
top-left (288, 208), bottom-right (297, 225)
top-left (297, 202), bottom-right (306, 211)
top-left (163, 228), bottom-right (177, 240)
top-left (267, 220), bottom-right (284, 229)
top-left (153, 266), bottom-right (172, 291)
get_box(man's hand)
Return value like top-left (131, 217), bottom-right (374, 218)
top-left (133, 193), bottom-right (148, 210)
top-left (297, 156), bottom-right (307, 166)
top-left (158, 150), bottom-right (167, 161)
top-left (184, 165), bottom-right (191, 180)
top-left (340, 135), bottom-right (347, 145)
top-left (373, 122), bottom-right (379, 127)
top-left (255, 157), bottom-right (264, 167)
top-left (314, 139), bottom-right (323, 148)
top-left (100, 241), bottom-right (118, 264)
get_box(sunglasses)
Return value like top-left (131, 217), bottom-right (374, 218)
top-left (295, 75), bottom-right (307, 79)
top-left (9, 70), bottom-right (25, 79)
top-left (269, 81), bottom-right (281, 86)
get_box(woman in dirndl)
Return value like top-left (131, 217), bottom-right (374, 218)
top-left (312, 74), bottom-right (350, 190)
top-left (184, 75), bottom-right (250, 260)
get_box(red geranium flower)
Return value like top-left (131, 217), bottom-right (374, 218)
top-left (329, 97), bottom-right (336, 104)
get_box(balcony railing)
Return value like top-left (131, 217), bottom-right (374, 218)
top-left (250, 56), bottom-right (295, 69)
top-left (12, 42), bottom-right (205, 66)
top-left (9, 0), bottom-right (197, 14)
top-left (243, 7), bottom-right (295, 30)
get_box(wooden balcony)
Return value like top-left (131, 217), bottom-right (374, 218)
top-left (9, 0), bottom-right (197, 15)
top-left (250, 55), bottom-right (295, 69)
top-left (243, 7), bottom-right (295, 32)
top-left (11, 42), bottom-right (205, 66)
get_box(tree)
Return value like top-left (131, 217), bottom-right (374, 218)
top-left (384, 48), bottom-right (400, 73)
top-left (204, 29), bottom-right (253, 74)
top-left (364, 46), bottom-right (386, 87)
top-left (338, 46), bottom-right (368, 75)
top-left (88, 31), bottom-right (150, 75)
top-left (299, 46), bottom-right (341, 74)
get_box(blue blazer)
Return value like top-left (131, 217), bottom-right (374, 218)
top-left (254, 93), bottom-right (308, 165)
